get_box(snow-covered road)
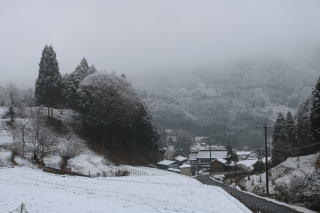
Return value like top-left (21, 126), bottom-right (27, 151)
top-left (0, 167), bottom-right (251, 213)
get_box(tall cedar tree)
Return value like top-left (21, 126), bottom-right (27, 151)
top-left (175, 131), bottom-right (193, 156)
top-left (226, 141), bottom-right (233, 165)
top-left (35, 45), bottom-right (62, 117)
top-left (272, 113), bottom-right (290, 166)
top-left (310, 77), bottom-right (320, 152)
top-left (63, 58), bottom-right (96, 107)
top-left (225, 141), bottom-right (238, 166)
top-left (297, 98), bottom-right (316, 155)
top-left (285, 112), bottom-right (297, 156)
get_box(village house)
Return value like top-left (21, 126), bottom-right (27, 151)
top-left (156, 159), bottom-right (192, 176)
top-left (174, 155), bottom-right (188, 165)
top-left (157, 160), bottom-right (179, 170)
top-left (189, 149), bottom-right (228, 173)
top-left (179, 164), bottom-right (192, 176)
top-left (210, 158), bottom-right (227, 173)
top-left (210, 158), bottom-right (237, 173)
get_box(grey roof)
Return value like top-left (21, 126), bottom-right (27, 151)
top-left (197, 150), bottom-right (228, 159)
top-left (157, 160), bottom-right (176, 166)
top-left (175, 155), bottom-right (187, 162)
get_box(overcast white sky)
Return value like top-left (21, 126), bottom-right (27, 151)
top-left (1, 0), bottom-right (320, 87)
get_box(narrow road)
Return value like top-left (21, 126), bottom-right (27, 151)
top-left (197, 175), bottom-right (300, 213)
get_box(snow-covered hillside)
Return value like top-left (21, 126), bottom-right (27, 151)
top-left (239, 153), bottom-right (320, 210)
top-left (132, 60), bottom-right (320, 147)
top-left (0, 167), bottom-right (251, 213)
top-left (0, 107), bottom-right (159, 177)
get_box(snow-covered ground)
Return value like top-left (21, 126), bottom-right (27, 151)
top-left (0, 106), bottom-right (252, 212)
top-left (239, 153), bottom-right (320, 211)
top-left (0, 167), bottom-right (252, 213)
top-left (241, 154), bottom-right (318, 194)
top-left (238, 157), bottom-right (271, 171)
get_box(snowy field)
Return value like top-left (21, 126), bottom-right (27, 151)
top-left (0, 167), bottom-right (251, 213)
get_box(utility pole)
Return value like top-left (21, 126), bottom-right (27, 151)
top-left (264, 123), bottom-right (269, 195)
top-left (209, 138), bottom-right (212, 175)
top-left (209, 138), bottom-right (212, 162)
top-left (256, 119), bottom-right (271, 196)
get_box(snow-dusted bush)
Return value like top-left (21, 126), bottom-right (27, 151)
top-left (57, 139), bottom-right (81, 172)
top-left (0, 150), bottom-right (13, 167)
top-left (252, 184), bottom-right (265, 195)
top-left (58, 139), bottom-right (81, 160)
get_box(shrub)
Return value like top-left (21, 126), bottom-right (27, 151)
top-left (114, 169), bottom-right (130, 177)
top-left (315, 154), bottom-right (320, 169)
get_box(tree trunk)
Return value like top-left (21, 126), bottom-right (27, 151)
top-left (132, 127), bottom-right (136, 151)
top-left (22, 128), bottom-right (25, 158)
top-left (112, 126), bottom-right (116, 151)
top-left (102, 126), bottom-right (106, 148)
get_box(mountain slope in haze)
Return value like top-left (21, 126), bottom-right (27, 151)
top-left (132, 60), bottom-right (319, 148)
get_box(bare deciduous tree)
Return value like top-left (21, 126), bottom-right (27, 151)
top-left (25, 108), bottom-right (57, 164)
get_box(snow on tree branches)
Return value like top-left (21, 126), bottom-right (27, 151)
top-left (76, 72), bottom-right (159, 151)
top-left (63, 58), bottom-right (96, 107)
top-left (35, 45), bottom-right (62, 117)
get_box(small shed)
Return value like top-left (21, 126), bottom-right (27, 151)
top-left (179, 164), bottom-right (192, 176)
top-left (210, 158), bottom-right (227, 173)
top-left (174, 155), bottom-right (187, 164)
top-left (157, 160), bottom-right (177, 170)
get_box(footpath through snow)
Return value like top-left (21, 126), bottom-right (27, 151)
top-left (0, 167), bottom-right (251, 213)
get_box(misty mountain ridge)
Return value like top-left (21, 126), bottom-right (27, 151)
top-left (131, 59), bottom-right (320, 147)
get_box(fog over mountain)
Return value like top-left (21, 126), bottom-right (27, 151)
top-left (1, 0), bottom-right (320, 87)
top-left (1, 0), bottom-right (320, 147)
top-left (131, 55), bottom-right (320, 147)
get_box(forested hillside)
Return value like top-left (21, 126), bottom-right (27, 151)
top-left (132, 59), bottom-right (320, 147)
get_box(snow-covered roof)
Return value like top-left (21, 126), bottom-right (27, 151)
top-left (236, 151), bottom-right (252, 156)
top-left (195, 136), bottom-right (207, 142)
top-left (197, 150), bottom-right (228, 159)
top-left (174, 155), bottom-right (187, 162)
top-left (189, 152), bottom-right (198, 161)
top-left (157, 160), bottom-right (176, 166)
top-left (212, 158), bottom-right (227, 164)
top-left (179, 164), bottom-right (191, 169)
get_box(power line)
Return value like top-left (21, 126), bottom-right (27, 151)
top-left (271, 141), bottom-right (320, 151)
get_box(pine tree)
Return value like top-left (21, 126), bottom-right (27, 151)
top-left (272, 113), bottom-right (290, 166)
top-left (226, 141), bottom-right (233, 165)
top-left (175, 131), bottom-right (193, 156)
top-left (296, 97), bottom-right (316, 155)
top-left (35, 45), bottom-right (62, 117)
top-left (63, 58), bottom-right (96, 108)
top-left (310, 77), bottom-right (320, 153)
top-left (225, 141), bottom-right (238, 167)
top-left (285, 112), bottom-right (297, 156)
